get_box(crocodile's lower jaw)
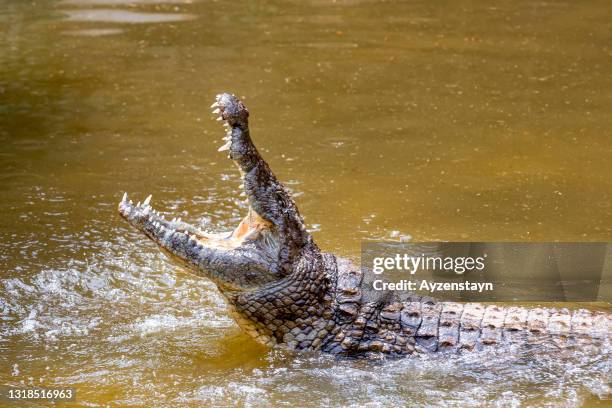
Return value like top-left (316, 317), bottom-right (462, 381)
top-left (118, 195), bottom-right (231, 256)
top-left (118, 194), bottom-right (261, 252)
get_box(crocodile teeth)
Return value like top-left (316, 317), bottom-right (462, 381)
top-left (137, 201), bottom-right (141, 207)
top-left (212, 108), bottom-right (221, 114)
top-left (210, 102), bottom-right (219, 108)
top-left (216, 117), bottom-right (223, 121)
top-left (122, 192), bottom-right (127, 203)
top-left (218, 140), bottom-right (231, 151)
top-left (143, 206), bottom-right (150, 216)
top-left (143, 194), bottom-right (152, 206)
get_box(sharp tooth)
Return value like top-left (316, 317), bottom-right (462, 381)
top-left (137, 201), bottom-right (141, 207)
top-left (143, 207), bottom-right (150, 215)
top-left (216, 117), bottom-right (223, 121)
top-left (172, 217), bottom-right (176, 222)
top-left (210, 102), bottom-right (219, 108)
top-left (143, 194), bottom-right (152, 206)
top-left (223, 135), bottom-right (231, 141)
top-left (239, 191), bottom-right (246, 197)
top-left (218, 140), bottom-right (231, 151)
top-left (129, 200), bottom-right (133, 205)
top-left (122, 192), bottom-right (127, 203)
top-left (239, 184), bottom-right (244, 189)
top-left (177, 217), bottom-right (181, 223)
top-left (212, 108), bottom-right (221, 114)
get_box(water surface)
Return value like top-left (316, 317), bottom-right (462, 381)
top-left (1, 0), bottom-right (611, 406)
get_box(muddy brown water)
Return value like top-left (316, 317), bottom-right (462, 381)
top-left (1, 0), bottom-right (611, 406)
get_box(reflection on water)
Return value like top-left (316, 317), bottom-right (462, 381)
top-left (1, 0), bottom-right (611, 406)
top-left (59, 0), bottom-right (196, 4)
top-left (62, 28), bottom-right (124, 36)
top-left (63, 9), bottom-right (196, 23)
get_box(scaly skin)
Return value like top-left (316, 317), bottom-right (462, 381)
top-left (118, 93), bottom-right (610, 357)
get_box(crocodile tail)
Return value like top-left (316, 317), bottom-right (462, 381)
top-left (397, 301), bottom-right (611, 352)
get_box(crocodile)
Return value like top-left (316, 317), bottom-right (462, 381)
top-left (118, 93), bottom-right (610, 357)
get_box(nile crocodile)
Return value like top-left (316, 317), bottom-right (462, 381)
top-left (118, 93), bottom-right (610, 357)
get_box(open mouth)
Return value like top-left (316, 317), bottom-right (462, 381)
top-left (119, 93), bottom-right (263, 246)
top-left (118, 93), bottom-right (283, 289)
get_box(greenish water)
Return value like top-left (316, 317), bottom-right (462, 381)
top-left (1, 0), bottom-right (611, 406)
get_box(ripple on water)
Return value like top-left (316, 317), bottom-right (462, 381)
top-left (176, 346), bottom-right (611, 407)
